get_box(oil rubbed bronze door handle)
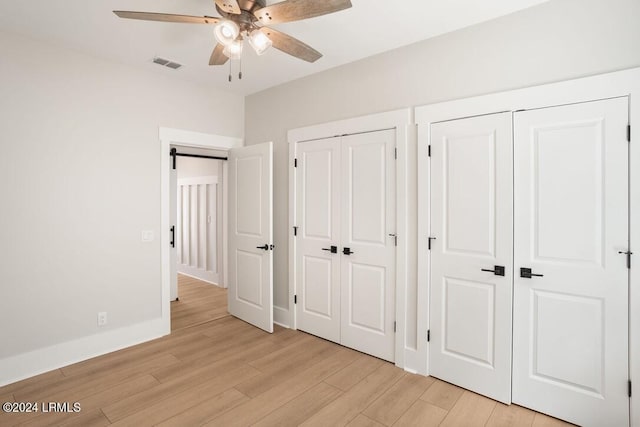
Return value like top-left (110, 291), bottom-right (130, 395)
top-left (322, 246), bottom-right (338, 254)
top-left (343, 247), bottom-right (354, 255)
top-left (520, 267), bottom-right (543, 278)
top-left (481, 265), bottom-right (505, 276)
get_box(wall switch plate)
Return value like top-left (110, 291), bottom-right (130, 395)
top-left (141, 230), bottom-right (154, 242)
top-left (97, 312), bottom-right (107, 326)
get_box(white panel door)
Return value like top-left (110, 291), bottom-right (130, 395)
top-left (340, 129), bottom-right (396, 362)
top-left (296, 138), bottom-right (341, 343)
top-left (429, 113), bottom-right (513, 403)
top-left (228, 142), bottom-right (273, 333)
top-left (512, 98), bottom-right (629, 427)
top-left (177, 177), bottom-right (219, 284)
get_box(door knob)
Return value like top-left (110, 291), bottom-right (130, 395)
top-left (256, 244), bottom-right (269, 250)
top-left (322, 246), bottom-right (338, 254)
top-left (481, 265), bottom-right (505, 276)
top-left (343, 247), bottom-right (354, 255)
top-left (520, 267), bottom-right (543, 278)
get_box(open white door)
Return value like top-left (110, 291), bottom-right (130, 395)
top-left (429, 113), bottom-right (513, 403)
top-left (228, 142), bottom-right (273, 333)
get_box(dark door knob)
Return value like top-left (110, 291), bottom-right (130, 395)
top-left (322, 246), bottom-right (338, 254)
top-left (520, 267), bottom-right (543, 278)
top-left (256, 244), bottom-right (269, 251)
top-left (481, 265), bottom-right (505, 276)
top-left (343, 247), bottom-right (354, 255)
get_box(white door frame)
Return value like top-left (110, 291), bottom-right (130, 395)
top-left (160, 127), bottom-right (242, 334)
top-left (288, 108), bottom-right (411, 370)
top-left (415, 67), bottom-right (640, 425)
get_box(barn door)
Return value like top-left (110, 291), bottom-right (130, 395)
top-left (340, 130), bottom-right (396, 362)
top-left (512, 98), bottom-right (629, 427)
top-left (228, 142), bottom-right (273, 333)
top-left (429, 112), bottom-right (513, 403)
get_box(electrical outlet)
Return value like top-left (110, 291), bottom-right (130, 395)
top-left (97, 312), bottom-right (108, 327)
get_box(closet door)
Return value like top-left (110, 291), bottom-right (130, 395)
top-left (512, 98), bottom-right (629, 427)
top-left (340, 129), bottom-right (396, 362)
top-left (429, 113), bottom-right (513, 403)
top-left (296, 138), bottom-right (342, 343)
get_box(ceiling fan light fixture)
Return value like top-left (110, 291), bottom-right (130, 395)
top-left (214, 20), bottom-right (240, 46)
top-left (248, 30), bottom-right (273, 56)
top-left (222, 39), bottom-right (243, 59)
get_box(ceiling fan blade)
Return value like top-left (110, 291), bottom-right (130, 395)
top-left (253, 0), bottom-right (351, 25)
top-left (209, 43), bottom-right (229, 65)
top-left (260, 27), bottom-right (321, 63)
top-left (114, 11), bottom-right (220, 25)
top-left (214, 0), bottom-right (242, 14)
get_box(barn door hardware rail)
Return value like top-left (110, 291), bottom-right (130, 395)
top-left (170, 147), bottom-right (228, 169)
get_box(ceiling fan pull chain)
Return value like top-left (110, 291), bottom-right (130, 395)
top-left (228, 59), bottom-right (232, 82)
top-left (239, 56), bottom-right (243, 80)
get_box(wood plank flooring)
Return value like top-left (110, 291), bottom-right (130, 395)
top-left (171, 274), bottom-right (229, 331)
top-left (0, 276), bottom-right (574, 426)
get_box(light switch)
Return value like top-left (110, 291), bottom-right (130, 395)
top-left (141, 230), bottom-right (155, 242)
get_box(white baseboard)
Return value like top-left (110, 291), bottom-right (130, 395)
top-left (176, 270), bottom-right (220, 286)
top-left (273, 306), bottom-right (290, 328)
top-left (0, 318), bottom-right (168, 387)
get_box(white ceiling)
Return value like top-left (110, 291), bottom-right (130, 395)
top-left (0, 0), bottom-right (549, 95)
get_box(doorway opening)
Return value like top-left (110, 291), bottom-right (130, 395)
top-left (159, 127), bottom-right (242, 334)
top-left (171, 148), bottom-right (229, 331)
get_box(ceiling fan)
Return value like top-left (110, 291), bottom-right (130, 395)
top-left (114, 0), bottom-right (352, 80)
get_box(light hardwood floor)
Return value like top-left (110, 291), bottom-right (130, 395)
top-left (0, 275), bottom-right (574, 427)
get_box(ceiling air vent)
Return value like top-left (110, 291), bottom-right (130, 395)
top-left (152, 57), bottom-right (182, 70)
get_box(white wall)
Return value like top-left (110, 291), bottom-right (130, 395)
top-left (244, 0), bottom-right (640, 344)
top-left (176, 156), bottom-right (220, 179)
top-left (0, 30), bottom-right (243, 378)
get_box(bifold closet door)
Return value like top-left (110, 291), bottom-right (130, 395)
top-left (340, 130), bottom-right (396, 362)
top-left (429, 112), bottom-right (513, 404)
top-left (296, 137), bottom-right (342, 343)
top-left (512, 98), bottom-right (629, 427)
